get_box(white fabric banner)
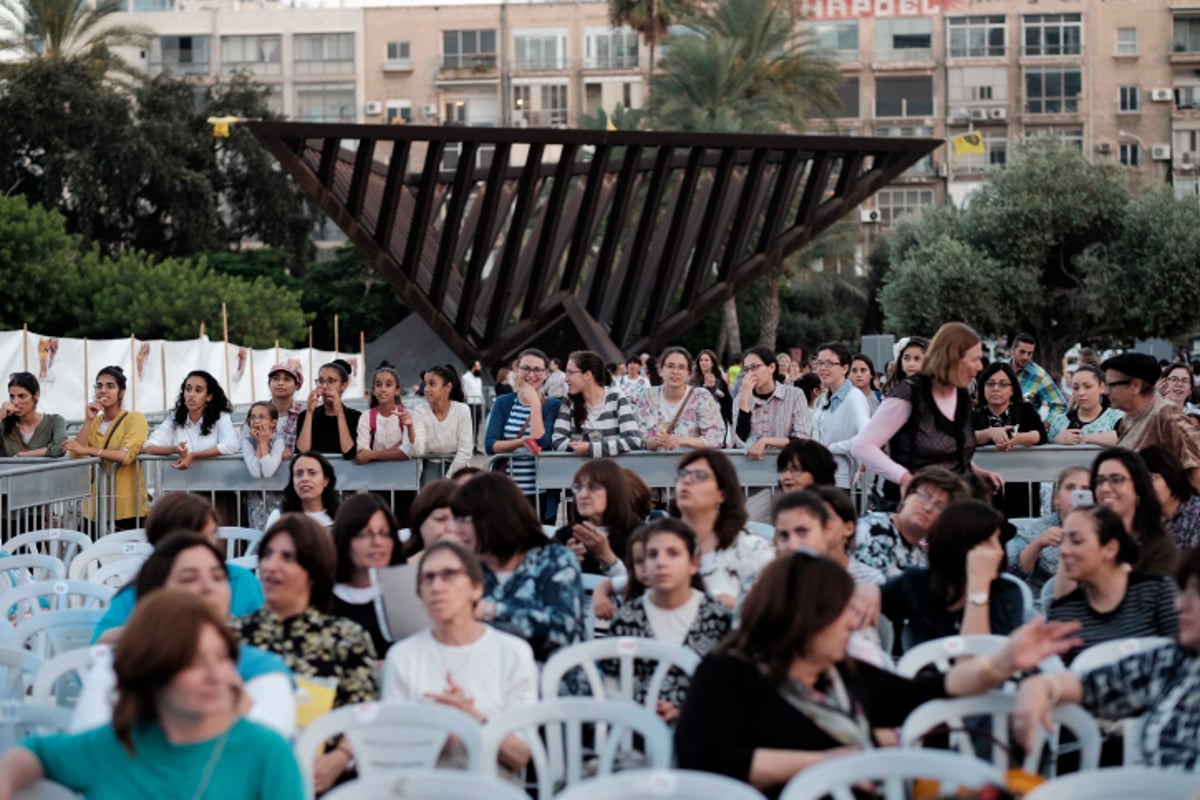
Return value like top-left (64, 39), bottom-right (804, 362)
top-left (3, 330), bottom-right (365, 420)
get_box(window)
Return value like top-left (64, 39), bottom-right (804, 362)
top-left (950, 128), bottom-right (1007, 172)
top-left (1119, 143), bottom-right (1139, 167)
top-left (1024, 127), bottom-right (1083, 150)
top-left (947, 66), bottom-right (1008, 106)
top-left (1024, 66), bottom-right (1081, 113)
top-left (1116, 27), bottom-right (1137, 56)
top-left (876, 76), bottom-right (933, 117)
top-left (1175, 17), bottom-right (1200, 53)
top-left (875, 18), bottom-right (932, 62)
top-left (385, 41), bottom-right (412, 69)
top-left (386, 99), bottom-right (412, 124)
top-left (150, 35), bottom-right (210, 75)
top-left (835, 77), bottom-right (859, 117)
top-left (878, 126), bottom-right (935, 173)
top-left (584, 28), bottom-right (639, 69)
top-left (1119, 86), bottom-right (1140, 113)
top-left (221, 35), bottom-right (280, 75)
top-left (1022, 14), bottom-right (1082, 56)
top-left (947, 16), bottom-right (1006, 58)
top-left (514, 31), bottom-right (567, 70)
top-left (134, 0), bottom-right (173, 11)
top-left (294, 33), bottom-right (354, 75)
top-left (294, 83), bottom-right (355, 122)
top-left (442, 29), bottom-right (497, 70)
top-left (874, 187), bottom-right (935, 227)
top-left (542, 84), bottom-right (569, 125)
top-left (813, 20), bottom-right (858, 61)
top-left (1175, 176), bottom-right (1200, 199)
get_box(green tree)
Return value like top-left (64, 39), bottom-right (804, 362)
top-left (0, 193), bottom-right (81, 332)
top-left (609, 0), bottom-right (696, 93)
top-left (300, 245), bottom-right (408, 350)
top-left (0, 0), bottom-right (149, 74)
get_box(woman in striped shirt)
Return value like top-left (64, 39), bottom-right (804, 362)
top-left (485, 348), bottom-right (561, 518)
top-left (552, 350), bottom-right (643, 457)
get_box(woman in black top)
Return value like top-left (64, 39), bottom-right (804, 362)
top-left (675, 552), bottom-right (1081, 799)
top-left (297, 359), bottom-right (361, 460)
top-left (972, 361), bottom-right (1047, 516)
top-left (694, 349), bottom-right (732, 429)
top-left (554, 458), bottom-right (640, 577)
top-left (332, 493), bottom-right (406, 657)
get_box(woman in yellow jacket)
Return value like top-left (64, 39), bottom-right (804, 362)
top-left (65, 366), bottom-right (149, 530)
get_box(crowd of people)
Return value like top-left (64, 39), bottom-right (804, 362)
top-left (2, 322), bottom-right (1200, 797)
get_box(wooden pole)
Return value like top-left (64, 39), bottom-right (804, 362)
top-left (274, 339), bottom-right (280, 365)
top-left (22, 324), bottom-right (28, 373)
top-left (249, 350), bottom-right (256, 402)
top-left (360, 331), bottom-right (367, 399)
top-left (334, 315), bottom-right (340, 356)
top-left (129, 335), bottom-right (137, 412)
top-left (221, 303), bottom-right (231, 395)
top-left (308, 326), bottom-right (314, 390)
top-left (83, 338), bottom-right (89, 409)
top-left (160, 344), bottom-right (168, 410)
top-left (199, 321), bottom-right (206, 338)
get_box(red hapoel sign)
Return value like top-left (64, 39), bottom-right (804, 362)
top-left (798, 0), bottom-right (962, 18)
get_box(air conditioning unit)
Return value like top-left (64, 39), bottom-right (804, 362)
top-left (423, 103), bottom-right (438, 118)
top-left (969, 108), bottom-right (988, 121)
top-left (1183, 151), bottom-right (1197, 166)
top-left (989, 108), bottom-right (1007, 120)
top-left (364, 101), bottom-right (383, 116)
top-left (860, 209), bottom-right (880, 224)
top-left (1151, 144), bottom-right (1172, 160)
top-left (1096, 142), bottom-right (1112, 154)
top-left (1149, 88), bottom-right (1173, 103)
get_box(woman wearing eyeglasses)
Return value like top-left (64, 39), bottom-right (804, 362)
top-left (331, 494), bottom-right (407, 657)
top-left (485, 348), bottom-right (561, 519)
top-left (811, 343), bottom-right (870, 490)
top-left (1089, 447), bottom-right (1178, 579)
top-left (1160, 362), bottom-right (1200, 416)
top-left (734, 346), bottom-right (812, 462)
top-left (381, 539), bottom-right (536, 773)
top-left (672, 449), bottom-right (774, 609)
top-left (554, 459), bottom-right (640, 577)
top-left (635, 347), bottom-right (724, 451)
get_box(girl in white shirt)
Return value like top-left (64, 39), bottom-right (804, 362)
top-left (411, 365), bottom-right (474, 482)
top-left (355, 363), bottom-right (416, 464)
top-left (382, 539), bottom-right (536, 773)
top-left (264, 452), bottom-right (338, 530)
top-left (241, 401), bottom-right (286, 479)
top-left (144, 370), bottom-right (239, 469)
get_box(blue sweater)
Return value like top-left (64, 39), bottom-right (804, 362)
top-left (484, 392), bottom-right (561, 455)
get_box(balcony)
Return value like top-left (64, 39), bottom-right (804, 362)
top-left (382, 58), bottom-right (413, 72)
top-left (872, 47), bottom-right (933, 70)
top-left (512, 57), bottom-right (568, 72)
top-left (514, 109), bottom-right (569, 128)
top-left (582, 54), bottom-right (640, 70)
top-left (436, 54), bottom-right (499, 82)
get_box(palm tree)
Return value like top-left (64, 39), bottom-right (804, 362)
top-left (649, 0), bottom-right (844, 353)
top-left (0, 0), bottom-right (149, 74)
top-left (608, 0), bottom-right (695, 95)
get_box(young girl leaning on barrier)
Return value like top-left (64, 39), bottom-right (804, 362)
top-left (355, 362), bottom-right (416, 465)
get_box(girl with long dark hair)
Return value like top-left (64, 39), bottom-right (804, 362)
top-left (411, 364), bottom-right (473, 482)
top-left (552, 350), bottom-right (642, 457)
top-left (297, 359), bottom-right (361, 460)
top-left (0, 371), bottom-right (66, 457)
top-left (144, 370), bottom-right (238, 469)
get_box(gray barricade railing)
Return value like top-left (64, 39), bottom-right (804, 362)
top-left (0, 457), bottom-right (108, 542)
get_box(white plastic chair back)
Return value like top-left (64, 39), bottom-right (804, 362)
top-left (744, 521), bottom-right (774, 543)
top-left (16, 609), bottom-right (106, 660)
top-left (778, 749), bottom-right (1004, 800)
top-left (0, 555), bottom-right (66, 592)
top-left (1069, 637), bottom-right (1176, 675)
top-left (0, 646), bottom-right (46, 700)
top-left (542, 525), bottom-right (558, 538)
top-left (999, 573), bottom-right (1036, 622)
top-left (67, 540), bottom-right (153, 583)
top-left (14, 780), bottom-right (81, 799)
top-left (481, 699), bottom-right (672, 800)
top-left (556, 768), bottom-right (768, 800)
top-left (217, 526), bottom-right (264, 559)
top-left (896, 635), bottom-right (1009, 678)
top-left (86, 557), bottom-right (144, 591)
top-left (227, 555), bottom-right (258, 572)
top-left (540, 638), bottom-right (700, 707)
top-left (0, 701), bottom-right (72, 752)
top-left (0, 580), bottom-right (114, 618)
top-left (1040, 577), bottom-right (1057, 613)
top-left (32, 644), bottom-right (112, 709)
top-left (320, 771), bottom-right (529, 800)
top-left (0, 619), bottom-right (15, 647)
top-left (2, 530), bottom-right (92, 575)
top-left (294, 701), bottom-right (484, 800)
top-left (97, 530), bottom-right (147, 544)
top-left (899, 694), bottom-right (1101, 774)
top-left (370, 564), bottom-right (430, 643)
top-left (1023, 766), bottom-right (1200, 800)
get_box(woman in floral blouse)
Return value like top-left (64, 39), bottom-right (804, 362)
top-left (234, 513), bottom-right (378, 794)
top-left (451, 472), bottom-right (584, 662)
top-left (636, 347), bottom-right (725, 450)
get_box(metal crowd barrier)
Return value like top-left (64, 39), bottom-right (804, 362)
top-left (0, 457), bottom-right (108, 541)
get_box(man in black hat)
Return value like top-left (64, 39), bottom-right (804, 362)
top-left (1103, 352), bottom-right (1200, 491)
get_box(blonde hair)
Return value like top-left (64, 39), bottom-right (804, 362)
top-left (921, 322), bottom-right (981, 387)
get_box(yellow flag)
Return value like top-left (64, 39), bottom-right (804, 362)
top-left (207, 115), bottom-right (242, 138)
top-left (952, 132), bottom-right (985, 156)
top-left (606, 112), bottom-right (617, 132)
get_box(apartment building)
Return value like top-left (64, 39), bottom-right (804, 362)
top-left (798, 0), bottom-right (1199, 237)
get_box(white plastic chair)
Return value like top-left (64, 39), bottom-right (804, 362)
top-left (0, 646), bottom-right (46, 700)
top-left (0, 701), bottom-right (73, 751)
top-left (14, 781), bottom-right (80, 799)
top-left (293, 701), bottom-right (485, 800)
top-left (0, 580), bottom-right (114, 618)
top-left (85, 557), bottom-right (143, 591)
top-left (900, 694), bottom-right (1101, 774)
top-left (1039, 577), bottom-right (1057, 613)
top-left (66, 540), bottom-right (153, 583)
top-left (1, 530), bottom-right (92, 575)
top-left (481, 699), bottom-right (672, 800)
top-left (778, 749), bottom-right (1004, 800)
top-left (217, 526), bottom-right (264, 560)
top-left (556, 768), bottom-right (768, 800)
top-left (540, 638), bottom-right (700, 708)
top-left (1000, 573), bottom-right (1036, 622)
top-left (744, 521), bottom-right (774, 543)
top-left (896, 635), bottom-right (1009, 678)
top-left (16, 609), bottom-right (106, 660)
top-left (96, 530), bottom-right (147, 544)
top-left (32, 644), bottom-right (112, 709)
top-left (0, 555), bottom-right (66, 589)
top-left (320, 771), bottom-right (530, 800)
top-left (1023, 766), bottom-right (1200, 800)
top-left (227, 555), bottom-right (258, 572)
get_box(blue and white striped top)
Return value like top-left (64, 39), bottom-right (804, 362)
top-left (502, 400), bottom-right (537, 494)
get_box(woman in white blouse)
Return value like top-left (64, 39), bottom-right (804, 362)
top-left (355, 362), bottom-right (416, 464)
top-left (811, 342), bottom-right (870, 489)
top-left (144, 370), bottom-right (239, 469)
top-left (636, 347), bottom-right (725, 451)
top-left (411, 365), bottom-right (473, 483)
top-left (382, 539), bottom-right (536, 773)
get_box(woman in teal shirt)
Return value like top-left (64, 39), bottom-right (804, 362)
top-left (0, 589), bottom-right (302, 800)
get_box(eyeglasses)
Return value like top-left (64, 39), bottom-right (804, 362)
top-left (984, 381), bottom-right (1012, 389)
top-left (565, 369), bottom-right (583, 376)
top-left (453, 516), bottom-right (473, 526)
top-left (1094, 474), bottom-right (1130, 488)
top-left (778, 464), bottom-right (807, 475)
top-left (571, 481), bottom-right (604, 494)
top-left (419, 567), bottom-right (467, 586)
top-left (93, 382), bottom-right (119, 391)
top-left (316, 377), bottom-right (341, 386)
top-left (813, 360), bottom-right (844, 369)
top-left (908, 490), bottom-right (947, 513)
top-left (1107, 380), bottom-right (1132, 388)
top-left (518, 366), bottom-right (546, 375)
top-left (742, 363), bottom-right (766, 372)
top-left (676, 468), bottom-right (712, 483)
top-left (662, 363), bottom-right (690, 372)
top-left (353, 529), bottom-right (393, 542)
top-left (1164, 376), bottom-right (1191, 385)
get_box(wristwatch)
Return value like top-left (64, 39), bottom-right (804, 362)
top-left (968, 592), bottom-right (990, 607)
